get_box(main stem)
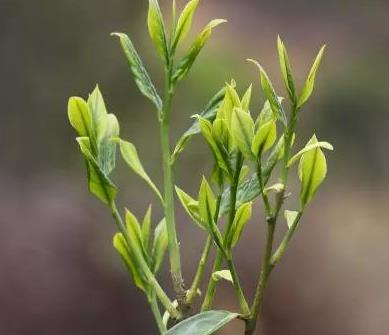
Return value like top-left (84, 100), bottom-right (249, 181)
top-left (160, 65), bottom-right (187, 312)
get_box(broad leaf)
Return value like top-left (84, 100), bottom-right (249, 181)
top-left (77, 137), bottom-right (117, 205)
top-left (171, 0), bottom-right (200, 52)
top-left (120, 140), bottom-right (163, 203)
top-left (212, 270), bottom-right (233, 284)
top-left (288, 141), bottom-right (333, 167)
top-left (68, 97), bottom-right (92, 137)
top-left (230, 202), bottom-right (252, 247)
top-left (175, 186), bottom-right (205, 230)
top-left (231, 108), bottom-right (255, 159)
top-left (152, 219), bottom-right (168, 273)
top-left (277, 36), bottom-right (296, 102)
top-left (173, 19), bottom-right (226, 82)
top-left (165, 310), bottom-right (238, 335)
top-left (297, 45), bottom-right (326, 108)
top-left (172, 86), bottom-right (226, 161)
top-left (111, 33), bottom-right (162, 111)
top-left (299, 135), bottom-right (328, 205)
top-left (113, 233), bottom-right (146, 291)
top-left (284, 210), bottom-right (299, 229)
top-left (147, 0), bottom-right (169, 62)
top-left (248, 59), bottom-right (287, 126)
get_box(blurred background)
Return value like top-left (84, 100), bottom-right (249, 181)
top-left (1, 0), bottom-right (389, 334)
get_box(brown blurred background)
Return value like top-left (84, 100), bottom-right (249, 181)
top-left (1, 0), bottom-right (389, 334)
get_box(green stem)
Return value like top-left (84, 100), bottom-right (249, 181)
top-left (147, 291), bottom-right (167, 334)
top-left (160, 65), bottom-right (186, 310)
top-left (201, 153), bottom-right (243, 311)
top-left (110, 202), bottom-right (180, 320)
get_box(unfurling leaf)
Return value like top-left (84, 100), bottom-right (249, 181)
top-left (264, 183), bottom-right (284, 195)
top-left (277, 35), bottom-right (296, 102)
top-left (142, 205), bottom-right (152, 253)
top-left (230, 202), bottom-right (252, 247)
top-left (297, 45), bottom-right (326, 108)
top-left (288, 141), bottom-right (333, 167)
top-left (111, 33), bottom-right (162, 111)
top-left (251, 120), bottom-right (277, 157)
top-left (77, 137), bottom-right (117, 205)
top-left (212, 270), bottom-right (233, 284)
top-left (172, 86), bottom-right (226, 162)
top-left (284, 210), bottom-right (299, 229)
top-left (248, 59), bottom-right (287, 126)
top-left (125, 209), bottom-right (150, 264)
top-left (113, 233), bottom-right (147, 291)
top-left (68, 97), bottom-right (92, 137)
top-left (231, 108), bottom-right (255, 159)
top-left (299, 135), bottom-right (328, 206)
top-left (217, 84), bottom-right (241, 129)
top-left (147, 0), bottom-right (168, 62)
top-left (165, 310), bottom-right (238, 335)
top-left (198, 177), bottom-right (216, 225)
top-left (171, 0), bottom-right (200, 52)
top-left (173, 19), bottom-right (226, 82)
top-left (175, 186), bottom-right (204, 230)
top-left (119, 140), bottom-right (163, 203)
top-left (152, 218), bottom-right (168, 273)
top-left (241, 84), bottom-right (253, 112)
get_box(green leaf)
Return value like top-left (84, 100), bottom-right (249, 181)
top-left (288, 141), bottom-right (333, 167)
top-left (198, 177), bottom-right (216, 226)
top-left (165, 310), bottom-right (238, 335)
top-left (171, 0), bottom-right (200, 52)
top-left (152, 218), bottom-right (168, 273)
top-left (111, 33), bottom-right (162, 111)
top-left (98, 114), bottom-right (120, 175)
top-left (248, 59), bottom-right (287, 126)
top-left (68, 97), bottom-right (92, 137)
top-left (119, 140), bottom-right (163, 203)
top-left (230, 202), bottom-right (252, 247)
top-left (77, 137), bottom-right (117, 205)
top-left (241, 84), bottom-right (252, 112)
top-left (231, 108), bottom-right (255, 159)
top-left (217, 84), bottom-right (241, 129)
top-left (297, 45), bottom-right (326, 108)
top-left (147, 0), bottom-right (169, 62)
top-left (212, 118), bottom-right (232, 152)
top-left (113, 233), bottom-right (146, 291)
top-left (142, 205), bottom-right (152, 253)
top-left (284, 210), bottom-right (299, 229)
top-left (251, 120), bottom-right (277, 157)
top-left (277, 36), bottom-right (296, 102)
top-left (299, 135), bottom-right (328, 206)
top-left (173, 19), bottom-right (226, 82)
top-left (212, 270), bottom-right (233, 284)
top-left (175, 186), bottom-right (205, 230)
top-left (264, 183), bottom-right (284, 195)
top-left (199, 118), bottom-right (232, 176)
top-left (172, 86), bottom-right (226, 162)
top-left (87, 85), bottom-right (108, 144)
top-left (125, 209), bottom-right (150, 264)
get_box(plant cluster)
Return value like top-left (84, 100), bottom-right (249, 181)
top-left (67, 1), bottom-right (333, 334)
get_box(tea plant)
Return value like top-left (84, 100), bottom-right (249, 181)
top-left (67, 0), bottom-right (333, 334)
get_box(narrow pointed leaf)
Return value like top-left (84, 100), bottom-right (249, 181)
top-left (198, 177), bottom-right (216, 226)
top-left (165, 310), bottom-right (238, 335)
top-left (231, 108), bottom-right (255, 159)
top-left (68, 97), bottom-right (92, 137)
top-left (297, 45), bottom-right (326, 108)
top-left (241, 84), bottom-right (252, 112)
top-left (173, 19), bottom-right (226, 82)
top-left (277, 36), bottom-right (296, 102)
top-left (87, 86), bottom-right (108, 143)
top-left (120, 140), bottom-right (163, 203)
top-left (152, 219), bottom-right (168, 273)
top-left (111, 33), bottom-right (162, 111)
top-left (98, 114), bottom-right (120, 175)
top-left (142, 205), bottom-right (152, 253)
top-left (230, 202), bottom-right (252, 247)
top-left (251, 120), bottom-right (277, 157)
top-left (125, 209), bottom-right (150, 264)
top-left (147, 0), bottom-right (169, 62)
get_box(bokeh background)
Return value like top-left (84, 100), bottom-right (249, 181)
top-left (1, 0), bottom-right (389, 334)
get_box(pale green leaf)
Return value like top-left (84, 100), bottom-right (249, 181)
top-left (165, 310), bottom-right (238, 335)
top-left (264, 183), bottom-right (284, 195)
top-left (125, 209), bottom-right (150, 264)
top-left (198, 177), bottom-right (216, 226)
top-left (68, 97), bottom-right (92, 137)
top-left (277, 35), bottom-right (296, 102)
top-left (299, 135), bottom-right (328, 205)
top-left (152, 218), bottom-right (168, 273)
top-left (87, 85), bottom-right (108, 144)
top-left (175, 186), bottom-right (205, 230)
top-left (216, 84), bottom-right (241, 129)
top-left (284, 210), bottom-right (299, 229)
top-left (248, 59), bottom-right (287, 125)
top-left (120, 140), bottom-right (163, 203)
top-left (212, 118), bottom-right (232, 152)
top-left (297, 45), bottom-right (326, 108)
top-left (231, 108), bottom-right (255, 159)
top-left (288, 141), bottom-right (333, 167)
top-left (111, 32), bottom-right (162, 111)
top-left (173, 19), bottom-right (226, 82)
top-left (142, 205), bottom-right (152, 253)
top-left (241, 84), bottom-right (253, 112)
top-left (172, 0), bottom-right (200, 52)
top-left (98, 114), bottom-right (120, 175)
top-left (230, 202), bottom-right (252, 247)
top-left (212, 270), bottom-right (233, 284)
top-left (251, 120), bottom-right (277, 157)
top-left (147, 0), bottom-right (169, 62)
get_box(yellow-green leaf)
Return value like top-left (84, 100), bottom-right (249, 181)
top-left (241, 84), bottom-right (252, 112)
top-left (284, 210), bottom-right (299, 229)
top-left (147, 0), bottom-right (168, 62)
top-left (68, 97), bottom-right (92, 137)
top-left (277, 35), bottom-right (296, 102)
top-left (251, 120), bottom-right (277, 157)
top-left (198, 177), bottom-right (216, 226)
top-left (230, 202), bottom-right (252, 247)
top-left (212, 270), bottom-right (233, 284)
top-left (142, 205), bottom-right (152, 253)
top-left (231, 108), bottom-right (255, 159)
top-left (152, 218), bottom-right (168, 273)
top-left (120, 140), bottom-right (163, 203)
top-left (288, 141), bottom-right (333, 167)
top-left (175, 186), bottom-right (205, 230)
top-left (297, 45), bottom-right (326, 108)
